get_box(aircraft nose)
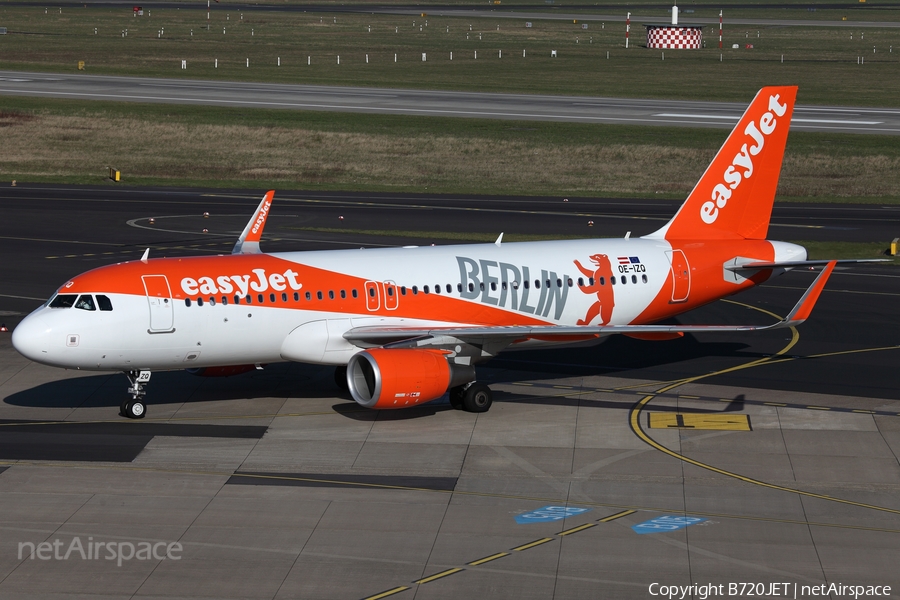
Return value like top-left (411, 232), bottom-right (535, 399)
top-left (12, 314), bottom-right (52, 363)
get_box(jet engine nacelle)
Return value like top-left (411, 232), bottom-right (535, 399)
top-left (346, 348), bottom-right (475, 409)
top-left (186, 364), bottom-right (257, 377)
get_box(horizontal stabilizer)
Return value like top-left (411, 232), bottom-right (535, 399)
top-left (233, 190), bottom-right (275, 255)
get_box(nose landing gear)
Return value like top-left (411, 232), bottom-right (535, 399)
top-left (122, 370), bottom-right (150, 419)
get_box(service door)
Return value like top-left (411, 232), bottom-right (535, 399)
top-left (142, 274), bottom-right (174, 332)
top-left (666, 250), bottom-right (690, 303)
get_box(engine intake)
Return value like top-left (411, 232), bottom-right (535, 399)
top-left (347, 349), bottom-right (474, 409)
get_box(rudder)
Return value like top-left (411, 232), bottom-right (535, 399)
top-left (649, 86), bottom-right (797, 241)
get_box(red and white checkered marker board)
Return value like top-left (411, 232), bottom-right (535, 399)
top-left (647, 26), bottom-right (702, 49)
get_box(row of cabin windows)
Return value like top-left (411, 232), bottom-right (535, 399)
top-left (185, 289), bottom-right (360, 307)
top-left (48, 294), bottom-right (114, 311)
top-left (182, 274), bottom-right (652, 307)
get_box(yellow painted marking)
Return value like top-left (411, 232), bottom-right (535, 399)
top-left (648, 413), bottom-right (751, 431)
top-left (599, 509), bottom-right (636, 522)
top-left (82, 253), bottom-right (95, 257)
top-left (511, 537), bottom-right (554, 551)
top-left (719, 398), bottom-right (732, 402)
top-left (852, 410), bottom-right (876, 414)
top-left (45, 256), bottom-right (58, 259)
top-left (512, 382), bottom-right (533, 386)
top-left (625, 300), bottom-right (900, 518)
top-left (553, 385), bottom-right (573, 389)
top-left (467, 552), bottom-right (509, 566)
top-left (764, 402), bottom-right (787, 406)
top-left (362, 586), bottom-right (410, 599)
top-left (557, 523), bottom-right (596, 536)
top-left (806, 406), bottom-right (831, 411)
top-left (64, 254), bottom-right (77, 258)
top-left (678, 395), bottom-right (699, 399)
top-left (414, 568), bottom-right (463, 584)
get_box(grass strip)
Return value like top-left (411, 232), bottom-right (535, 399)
top-left (2, 96), bottom-right (900, 202)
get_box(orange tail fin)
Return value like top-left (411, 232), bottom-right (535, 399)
top-left (648, 86), bottom-right (797, 241)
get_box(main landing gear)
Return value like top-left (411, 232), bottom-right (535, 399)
top-left (449, 382), bottom-right (493, 413)
top-left (122, 370), bottom-right (150, 419)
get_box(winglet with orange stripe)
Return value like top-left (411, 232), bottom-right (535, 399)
top-left (782, 260), bottom-right (836, 325)
top-left (233, 190), bottom-right (275, 255)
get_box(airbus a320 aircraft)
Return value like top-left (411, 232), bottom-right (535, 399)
top-left (12, 86), bottom-right (870, 419)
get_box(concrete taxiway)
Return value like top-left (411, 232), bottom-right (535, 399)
top-left (2, 70), bottom-right (900, 135)
top-left (0, 186), bottom-right (898, 598)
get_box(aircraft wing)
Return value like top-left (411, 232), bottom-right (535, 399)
top-left (344, 261), bottom-right (836, 347)
top-left (233, 190), bottom-right (275, 255)
top-left (725, 258), bottom-right (887, 271)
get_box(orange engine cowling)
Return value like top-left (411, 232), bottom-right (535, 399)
top-left (186, 365), bottom-right (257, 377)
top-left (346, 349), bottom-right (474, 409)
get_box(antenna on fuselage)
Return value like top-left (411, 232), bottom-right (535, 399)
top-left (495, 233), bottom-right (503, 247)
top-left (140, 248), bottom-right (150, 262)
top-left (233, 190), bottom-right (275, 255)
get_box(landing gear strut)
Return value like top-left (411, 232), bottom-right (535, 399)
top-left (122, 370), bottom-right (150, 419)
top-left (449, 382), bottom-right (493, 413)
top-left (334, 365), bottom-right (349, 393)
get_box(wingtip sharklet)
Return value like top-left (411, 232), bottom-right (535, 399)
top-left (233, 190), bottom-right (275, 255)
top-left (782, 260), bottom-right (836, 325)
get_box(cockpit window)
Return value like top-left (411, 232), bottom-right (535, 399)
top-left (49, 294), bottom-right (77, 308)
top-left (97, 295), bottom-right (113, 311)
top-left (74, 295), bottom-right (96, 311)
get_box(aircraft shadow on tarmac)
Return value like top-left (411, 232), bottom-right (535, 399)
top-left (4, 334), bottom-right (754, 418)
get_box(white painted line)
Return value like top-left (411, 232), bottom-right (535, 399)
top-left (654, 113), bottom-right (882, 125)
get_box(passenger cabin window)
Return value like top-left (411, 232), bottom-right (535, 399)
top-left (282, 292), bottom-right (288, 302)
top-left (294, 292), bottom-right (300, 301)
top-left (185, 298), bottom-right (192, 307)
top-left (329, 291), bottom-right (335, 300)
top-left (75, 295), bottom-right (96, 311)
top-left (97, 295), bottom-right (113, 311)
top-left (317, 291), bottom-right (323, 300)
top-left (198, 297), bottom-right (205, 306)
top-left (642, 274), bottom-right (648, 284)
top-left (352, 289), bottom-right (359, 298)
top-left (305, 292), bottom-right (311, 301)
top-left (209, 297), bottom-right (216, 306)
top-left (234, 295), bottom-right (241, 305)
top-left (341, 290), bottom-right (347, 299)
top-left (49, 294), bottom-right (77, 309)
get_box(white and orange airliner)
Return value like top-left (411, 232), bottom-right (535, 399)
top-left (11, 87), bottom-right (872, 418)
